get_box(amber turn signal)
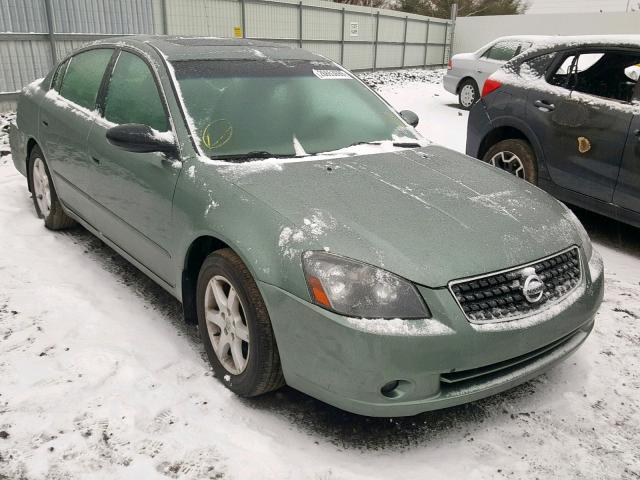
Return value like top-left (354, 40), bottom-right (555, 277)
top-left (307, 276), bottom-right (332, 308)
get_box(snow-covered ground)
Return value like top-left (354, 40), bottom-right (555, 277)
top-left (1, 71), bottom-right (639, 480)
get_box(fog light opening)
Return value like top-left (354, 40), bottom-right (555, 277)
top-left (380, 380), bottom-right (412, 399)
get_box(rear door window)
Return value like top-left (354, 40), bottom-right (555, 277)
top-left (59, 49), bottom-right (113, 110)
top-left (103, 51), bottom-right (169, 132)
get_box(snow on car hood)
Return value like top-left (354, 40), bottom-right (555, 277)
top-left (220, 146), bottom-right (582, 288)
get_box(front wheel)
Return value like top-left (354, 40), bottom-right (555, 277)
top-left (458, 79), bottom-right (479, 110)
top-left (196, 248), bottom-right (284, 397)
top-left (28, 146), bottom-right (75, 230)
top-left (482, 139), bottom-right (538, 185)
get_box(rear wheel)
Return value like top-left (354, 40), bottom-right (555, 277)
top-left (458, 78), bottom-right (479, 110)
top-left (28, 146), bottom-right (75, 230)
top-left (483, 139), bottom-right (538, 185)
top-left (196, 248), bottom-right (284, 397)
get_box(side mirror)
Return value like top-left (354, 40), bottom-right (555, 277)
top-left (106, 123), bottom-right (177, 156)
top-left (399, 110), bottom-right (419, 127)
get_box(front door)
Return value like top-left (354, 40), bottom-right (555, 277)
top-left (87, 49), bottom-right (181, 285)
top-left (526, 49), bottom-right (640, 203)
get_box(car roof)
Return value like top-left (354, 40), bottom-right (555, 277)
top-left (91, 35), bottom-right (327, 62)
top-left (535, 34), bottom-right (640, 49)
top-left (509, 34), bottom-right (640, 63)
top-left (492, 35), bottom-right (553, 43)
top-left (472, 35), bottom-right (552, 54)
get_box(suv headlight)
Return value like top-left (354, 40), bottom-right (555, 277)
top-left (302, 251), bottom-right (430, 319)
top-left (564, 206), bottom-right (593, 261)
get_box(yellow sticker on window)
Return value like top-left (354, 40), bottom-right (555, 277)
top-left (202, 120), bottom-right (233, 150)
top-left (233, 26), bottom-right (243, 38)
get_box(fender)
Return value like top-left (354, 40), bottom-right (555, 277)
top-left (171, 159), bottom-right (317, 306)
top-left (481, 114), bottom-right (552, 182)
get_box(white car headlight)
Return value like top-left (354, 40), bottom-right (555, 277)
top-left (302, 251), bottom-right (430, 319)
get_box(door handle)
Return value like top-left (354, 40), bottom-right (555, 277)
top-left (41, 119), bottom-right (49, 127)
top-left (534, 100), bottom-right (555, 112)
top-left (91, 156), bottom-right (101, 165)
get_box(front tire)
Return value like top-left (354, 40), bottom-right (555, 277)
top-left (458, 78), bottom-right (479, 110)
top-left (28, 146), bottom-right (75, 230)
top-left (196, 248), bottom-right (284, 397)
top-left (483, 139), bottom-right (538, 185)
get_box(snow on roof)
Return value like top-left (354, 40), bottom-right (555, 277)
top-left (493, 35), bottom-right (554, 42)
top-left (91, 35), bottom-right (322, 62)
top-left (474, 34), bottom-right (640, 56)
top-left (529, 34), bottom-right (640, 50)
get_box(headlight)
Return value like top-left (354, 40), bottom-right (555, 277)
top-left (302, 251), bottom-right (430, 319)
top-left (564, 206), bottom-right (593, 261)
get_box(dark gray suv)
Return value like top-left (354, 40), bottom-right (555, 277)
top-left (466, 36), bottom-right (640, 228)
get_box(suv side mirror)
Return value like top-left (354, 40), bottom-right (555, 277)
top-left (106, 123), bottom-right (177, 156)
top-left (399, 110), bottom-right (419, 127)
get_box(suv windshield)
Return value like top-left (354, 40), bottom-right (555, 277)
top-left (170, 60), bottom-right (419, 160)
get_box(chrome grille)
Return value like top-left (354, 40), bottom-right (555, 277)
top-left (449, 247), bottom-right (582, 323)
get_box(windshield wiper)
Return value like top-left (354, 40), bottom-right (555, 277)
top-left (348, 141), bottom-right (382, 147)
top-left (348, 140), bottom-right (422, 148)
top-left (210, 151), bottom-right (296, 162)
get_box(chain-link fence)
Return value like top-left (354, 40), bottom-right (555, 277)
top-left (0, 0), bottom-right (454, 110)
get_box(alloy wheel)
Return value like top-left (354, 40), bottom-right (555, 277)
top-left (460, 84), bottom-right (476, 108)
top-left (32, 157), bottom-right (52, 218)
top-left (489, 150), bottom-right (526, 180)
top-left (204, 275), bottom-right (250, 375)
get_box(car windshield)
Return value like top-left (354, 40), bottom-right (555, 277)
top-left (170, 59), bottom-right (419, 160)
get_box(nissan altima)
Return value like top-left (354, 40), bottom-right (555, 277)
top-left (9, 36), bottom-right (604, 417)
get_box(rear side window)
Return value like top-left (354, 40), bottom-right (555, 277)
top-left (59, 49), bottom-right (113, 109)
top-left (103, 51), bottom-right (169, 132)
top-left (51, 59), bottom-right (69, 92)
top-left (518, 53), bottom-right (555, 79)
top-left (548, 50), bottom-right (640, 103)
top-left (484, 41), bottom-right (522, 62)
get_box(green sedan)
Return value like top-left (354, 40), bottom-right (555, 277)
top-left (9, 36), bottom-right (604, 417)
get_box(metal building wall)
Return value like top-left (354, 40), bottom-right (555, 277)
top-left (0, 0), bottom-right (453, 111)
top-left (50, 0), bottom-right (156, 33)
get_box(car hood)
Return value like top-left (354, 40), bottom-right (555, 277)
top-left (217, 146), bottom-right (581, 288)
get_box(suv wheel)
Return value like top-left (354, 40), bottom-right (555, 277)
top-left (458, 79), bottom-right (479, 110)
top-left (483, 139), bottom-right (538, 185)
top-left (28, 146), bottom-right (75, 230)
top-left (196, 248), bottom-right (284, 397)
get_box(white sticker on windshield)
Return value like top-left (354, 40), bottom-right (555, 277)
top-left (312, 69), bottom-right (352, 80)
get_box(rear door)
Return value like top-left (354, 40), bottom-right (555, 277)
top-left (86, 49), bottom-right (180, 285)
top-left (525, 48), bottom-right (639, 202)
top-left (612, 77), bottom-right (640, 214)
top-left (39, 48), bottom-right (114, 221)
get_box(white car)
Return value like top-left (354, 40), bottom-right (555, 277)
top-left (443, 35), bottom-right (551, 109)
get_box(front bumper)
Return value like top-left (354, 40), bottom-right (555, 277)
top-left (260, 249), bottom-right (604, 417)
